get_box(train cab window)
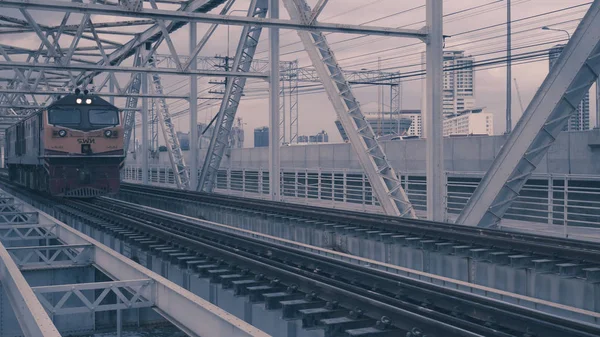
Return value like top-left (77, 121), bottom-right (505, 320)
top-left (49, 108), bottom-right (81, 125)
top-left (89, 109), bottom-right (119, 126)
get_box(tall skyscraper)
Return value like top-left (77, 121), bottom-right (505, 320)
top-left (443, 51), bottom-right (475, 117)
top-left (254, 126), bottom-right (269, 147)
top-left (549, 44), bottom-right (590, 131)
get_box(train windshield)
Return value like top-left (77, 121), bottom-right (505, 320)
top-left (48, 108), bottom-right (81, 125)
top-left (89, 109), bottom-right (119, 125)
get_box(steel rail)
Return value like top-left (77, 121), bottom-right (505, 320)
top-left (120, 183), bottom-right (600, 263)
top-left (81, 198), bottom-right (600, 337)
top-left (0, 178), bottom-right (598, 337)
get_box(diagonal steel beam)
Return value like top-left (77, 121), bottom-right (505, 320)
top-left (198, 0), bottom-right (268, 192)
top-left (148, 0), bottom-right (184, 71)
top-left (282, 0), bottom-right (416, 217)
top-left (457, 0), bottom-right (600, 228)
top-left (309, 0), bottom-right (328, 24)
top-left (183, 0), bottom-right (236, 71)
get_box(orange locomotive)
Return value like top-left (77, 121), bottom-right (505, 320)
top-left (5, 90), bottom-right (125, 197)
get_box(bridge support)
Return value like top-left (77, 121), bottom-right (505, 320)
top-left (457, 0), bottom-right (600, 227)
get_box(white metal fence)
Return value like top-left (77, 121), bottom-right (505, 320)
top-left (122, 165), bottom-right (600, 228)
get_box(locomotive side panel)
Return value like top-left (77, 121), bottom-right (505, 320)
top-left (5, 112), bottom-right (43, 166)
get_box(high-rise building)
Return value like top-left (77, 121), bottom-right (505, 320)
top-left (335, 113), bottom-right (413, 141)
top-left (443, 108), bottom-right (493, 137)
top-left (549, 44), bottom-right (590, 131)
top-left (443, 51), bottom-right (475, 117)
top-left (399, 110), bottom-right (423, 137)
top-left (254, 126), bottom-right (269, 147)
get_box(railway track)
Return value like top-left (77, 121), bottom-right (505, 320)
top-left (1, 179), bottom-right (600, 337)
top-left (120, 183), bottom-right (600, 265)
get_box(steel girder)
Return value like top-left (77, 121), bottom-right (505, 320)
top-left (0, 0), bottom-right (427, 39)
top-left (282, 0), bottom-right (416, 218)
top-left (75, 0), bottom-right (228, 86)
top-left (457, 0), bottom-right (600, 227)
top-left (123, 50), bottom-right (143, 154)
top-left (0, 236), bottom-right (60, 337)
top-left (149, 60), bottom-right (191, 189)
top-left (198, 0), bottom-right (268, 192)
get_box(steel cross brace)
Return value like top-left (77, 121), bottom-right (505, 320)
top-left (32, 279), bottom-right (154, 315)
top-left (123, 49), bottom-right (143, 154)
top-left (0, 224), bottom-right (57, 242)
top-left (282, 0), bottom-right (416, 218)
top-left (0, 211), bottom-right (38, 224)
top-left (6, 244), bottom-right (93, 270)
top-left (198, 0), bottom-right (268, 192)
top-left (457, 0), bottom-right (600, 227)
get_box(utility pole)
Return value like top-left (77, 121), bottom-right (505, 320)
top-left (506, 0), bottom-right (512, 134)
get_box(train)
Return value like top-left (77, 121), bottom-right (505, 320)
top-left (4, 90), bottom-right (125, 198)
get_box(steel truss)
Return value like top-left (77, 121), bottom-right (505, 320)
top-left (155, 54), bottom-right (399, 145)
top-left (0, 190), bottom-right (262, 337)
top-left (149, 59), bottom-right (190, 189)
top-left (457, 0), bottom-right (600, 228)
top-left (33, 279), bottom-right (154, 315)
top-left (7, 244), bottom-right (93, 270)
top-left (281, 0), bottom-right (416, 217)
top-left (0, 0), bottom-right (426, 215)
top-left (198, 0), bottom-right (268, 193)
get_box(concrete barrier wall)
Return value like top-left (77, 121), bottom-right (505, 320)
top-left (127, 130), bottom-right (600, 176)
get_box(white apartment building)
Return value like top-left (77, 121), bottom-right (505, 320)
top-left (443, 108), bottom-right (493, 137)
top-left (401, 111), bottom-right (423, 137)
top-left (443, 51), bottom-right (475, 117)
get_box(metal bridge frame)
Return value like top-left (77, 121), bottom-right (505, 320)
top-left (0, 0), bottom-right (448, 220)
top-left (457, 0), bottom-right (600, 228)
top-left (152, 53), bottom-right (401, 146)
top-left (0, 189), bottom-right (268, 337)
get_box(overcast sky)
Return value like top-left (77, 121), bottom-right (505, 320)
top-left (0, 0), bottom-right (595, 146)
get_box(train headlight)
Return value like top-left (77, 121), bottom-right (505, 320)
top-left (76, 98), bottom-right (82, 104)
top-left (104, 130), bottom-right (113, 138)
top-left (58, 129), bottom-right (67, 137)
top-left (85, 98), bottom-right (92, 104)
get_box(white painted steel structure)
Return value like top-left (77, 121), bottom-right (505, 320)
top-left (425, 0), bottom-right (444, 221)
top-left (457, 0), bottom-right (600, 228)
top-left (282, 0), bottom-right (419, 217)
top-left (198, 0), bottom-right (268, 193)
top-left (0, 0), bottom-right (441, 217)
top-left (0, 188), bottom-right (269, 337)
top-left (0, 0), bottom-right (445, 218)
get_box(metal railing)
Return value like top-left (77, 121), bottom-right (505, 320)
top-left (122, 165), bottom-right (600, 228)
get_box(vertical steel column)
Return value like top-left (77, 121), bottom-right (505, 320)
top-left (547, 176), bottom-right (553, 225)
top-left (141, 73), bottom-right (149, 185)
top-left (564, 176), bottom-right (568, 237)
top-left (597, 79), bottom-right (600, 128)
top-left (426, 0), bottom-right (445, 221)
top-left (190, 22), bottom-right (199, 189)
top-left (109, 77), bottom-right (115, 105)
top-left (269, 0), bottom-right (281, 201)
top-left (506, 0), bottom-right (512, 134)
